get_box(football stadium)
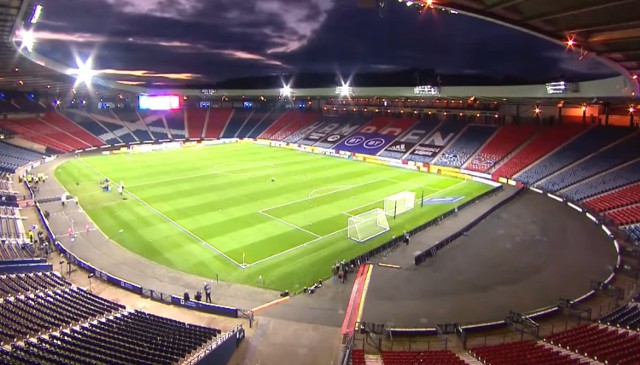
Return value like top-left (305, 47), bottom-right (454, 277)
top-left (1, 0), bottom-right (640, 364)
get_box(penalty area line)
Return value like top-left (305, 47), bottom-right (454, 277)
top-left (76, 159), bottom-right (245, 269)
top-left (258, 210), bottom-right (321, 238)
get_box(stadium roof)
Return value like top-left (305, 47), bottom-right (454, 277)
top-left (0, 0), bottom-right (639, 99)
top-left (393, 0), bottom-right (640, 81)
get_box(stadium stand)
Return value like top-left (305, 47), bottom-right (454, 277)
top-left (0, 119), bottom-right (75, 152)
top-left (277, 112), bottom-right (321, 142)
top-left (563, 159), bottom-right (640, 201)
top-left (203, 108), bottom-right (233, 139)
top-left (247, 110), bottom-right (284, 138)
top-left (0, 272), bottom-right (69, 298)
top-left (91, 110), bottom-right (137, 144)
top-left (258, 110), bottom-right (303, 140)
top-left (0, 264), bottom-right (234, 365)
top-left (493, 124), bottom-right (586, 179)
top-left (164, 111), bottom-right (187, 139)
top-left (515, 126), bottom-right (623, 184)
top-left (139, 111), bottom-right (171, 141)
top-left (186, 108), bottom-right (207, 139)
top-left (43, 112), bottom-right (104, 147)
top-left (111, 109), bottom-right (154, 142)
top-left (221, 109), bottom-right (252, 138)
top-left (465, 124), bottom-right (539, 172)
top-left (378, 115), bottom-right (440, 159)
top-left (583, 183), bottom-right (640, 212)
top-left (0, 141), bottom-right (43, 173)
top-left (405, 115), bottom-right (468, 163)
top-left (517, 126), bottom-right (631, 185)
top-left (546, 324), bottom-right (640, 365)
top-left (536, 133), bottom-right (640, 193)
top-left (625, 224), bottom-right (640, 242)
top-left (600, 303), bottom-right (640, 332)
top-left (432, 124), bottom-right (497, 168)
top-left (605, 204), bottom-right (640, 226)
top-left (381, 350), bottom-right (467, 364)
top-left (470, 340), bottom-right (588, 365)
top-left (60, 110), bottom-right (120, 145)
top-left (236, 109), bottom-right (269, 137)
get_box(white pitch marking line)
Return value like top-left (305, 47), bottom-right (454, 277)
top-left (308, 185), bottom-right (352, 198)
top-left (384, 178), bottom-right (441, 191)
top-left (258, 210), bottom-right (320, 238)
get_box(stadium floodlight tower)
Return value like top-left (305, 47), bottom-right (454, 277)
top-left (348, 208), bottom-right (390, 242)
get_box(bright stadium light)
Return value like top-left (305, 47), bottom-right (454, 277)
top-left (336, 82), bottom-right (353, 97)
top-left (280, 84), bottom-right (292, 97)
top-left (16, 29), bottom-right (36, 52)
top-left (30, 4), bottom-right (43, 24)
top-left (68, 56), bottom-right (97, 87)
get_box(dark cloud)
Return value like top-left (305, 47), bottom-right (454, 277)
top-left (31, 0), bottom-right (617, 85)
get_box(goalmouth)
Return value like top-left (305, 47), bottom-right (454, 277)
top-left (383, 191), bottom-right (416, 218)
top-left (348, 208), bottom-right (390, 243)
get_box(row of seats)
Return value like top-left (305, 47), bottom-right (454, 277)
top-left (382, 350), bottom-right (467, 364)
top-left (0, 217), bottom-right (24, 241)
top-left (546, 324), bottom-right (640, 365)
top-left (625, 224), bottom-right (640, 242)
top-left (600, 304), bottom-right (640, 332)
top-left (494, 124), bottom-right (585, 178)
top-left (0, 272), bottom-right (69, 298)
top-left (584, 183), bottom-right (640, 212)
top-left (605, 204), bottom-right (640, 226)
top-left (561, 159), bottom-right (640, 201)
top-left (537, 133), bottom-right (640, 193)
top-left (0, 242), bottom-right (35, 259)
top-left (470, 340), bottom-right (588, 365)
top-left (0, 141), bottom-right (43, 173)
top-left (1, 310), bottom-right (219, 365)
top-left (465, 124), bottom-right (539, 173)
top-left (516, 126), bottom-right (629, 185)
top-left (433, 124), bottom-right (497, 168)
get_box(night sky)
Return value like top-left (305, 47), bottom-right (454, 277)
top-left (31, 0), bottom-right (617, 86)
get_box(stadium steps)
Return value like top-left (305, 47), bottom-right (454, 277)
top-left (38, 117), bottom-right (93, 150)
top-left (460, 125), bottom-right (501, 170)
top-left (487, 129), bottom-right (541, 174)
top-left (529, 131), bottom-right (638, 188)
top-left (538, 342), bottom-right (604, 365)
top-left (457, 353), bottom-right (484, 364)
top-left (232, 110), bottom-right (256, 138)
top-left (511, 126), bottom-right (590, 182)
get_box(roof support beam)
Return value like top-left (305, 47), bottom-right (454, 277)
top-left (525, 0), bottom-right (635, 23)
top-left (485, 0), bottom-right (526, 11)
top-left (566, 19), bottom-right (640, 34)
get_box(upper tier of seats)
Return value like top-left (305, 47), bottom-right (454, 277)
top-left (537, 133), bottom-right (640, 193)
top-left (432, 124), bottom-right (497, 168)
top-left (546, 324), bottom-right (640, 365)
top-left (493, 124), bottom-right (586, 179)
top-left (516, 126), bottom-right (629, 185)
top-left (381, 350), bottom-right (466, 365)
top-left (465, 124), bottom-right (539, 172)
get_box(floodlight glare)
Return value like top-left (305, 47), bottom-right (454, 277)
top-left (30, 5), bottom-right (43, 24)
top-left (15, 29), bottom-right (36, 52)
top-left (336, 82), bottom-right (352, 97)
top-left (280, 85), bottom-right (292, 97)
top-left (68, 57), bottom-right (97, 87)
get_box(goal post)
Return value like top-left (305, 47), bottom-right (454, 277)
top-left (384, 191), bottom-right (416, 218)
top-left (348, 208), bottom-right (390, 242)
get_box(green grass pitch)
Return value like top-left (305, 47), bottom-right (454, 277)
top-left (54, 143), bottom-right (493, 291)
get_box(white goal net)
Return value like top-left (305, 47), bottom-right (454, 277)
top-left (383, 191), bottom-right (416, 217)
top-left (347, 208), bottom-right (390, 242)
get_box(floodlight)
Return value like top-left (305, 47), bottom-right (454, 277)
top-left (68, 56), bottom-right (97, 87)
top-left (534, 107), bottom-right (541, 114)
top-left (30, 4), bottom-right (43, 24)
top-left (336, 82), bottom-right (353, 97)
top-left (16, 29), bottom-right (35, 52)
top-left (630, 106), bottom-right (636, 114)
top-left (280, 85), bottom-right (292, 97)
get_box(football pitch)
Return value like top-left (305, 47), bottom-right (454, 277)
top-left (55, 143), bottom-right (493, 291)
